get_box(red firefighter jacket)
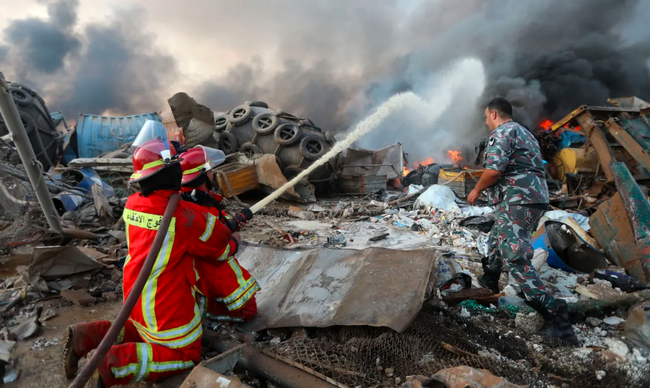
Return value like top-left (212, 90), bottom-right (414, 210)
top-left (122, 190), bottom-right (233, 349)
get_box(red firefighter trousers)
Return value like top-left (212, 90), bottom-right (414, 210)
top-left (70, 319), bottom-right (200, 387)
top-left (195, 257), bottom-right (260, 323)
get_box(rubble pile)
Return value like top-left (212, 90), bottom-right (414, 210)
top-left (1, 77), bottom-right (650, 387)
top-left (266, 306), bottom-right (650, 387)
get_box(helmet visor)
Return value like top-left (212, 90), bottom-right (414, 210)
top-left (195, 146), bottom-right (226, 169)
top-left (133, 120), bottom-right (169, 148)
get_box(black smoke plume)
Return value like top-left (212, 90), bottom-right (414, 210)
top-left (0, 0), bottom-right (648, 162)
top-left (0, 0), bottom-right (176, 117)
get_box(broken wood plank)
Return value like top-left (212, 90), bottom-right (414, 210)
top-left (68, 158), bottom-right (133, 166)
top-left (568, 290), bottom-right (650, 315)
top-left (442, 288), bottom-right (503, 307)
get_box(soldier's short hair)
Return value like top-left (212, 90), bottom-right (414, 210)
top-left (486, 97), bottom-right (513, 119)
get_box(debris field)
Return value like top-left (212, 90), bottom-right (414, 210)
top-left (1, 79), bottom-right (650, 388)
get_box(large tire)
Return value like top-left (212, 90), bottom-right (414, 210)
top-left (240, 142), bottom-right (263, 158)
top-left (299, 136), bottom-right (326, 161)
top-left (5, 83), bottom-right (61, 170)
top-left (245, 100), bottom-right (269, 109)
top-left (214, 114), bottom-right (229, 132)
top-left (252, 113), bottom-right (278, 135)
top-left (19, 111), bottom-right (36, 134)
top-left (219, 132), bottom-right (239, 155)
top-left (283, 165), bottom-right (304, 181)
top-left (229, 105), bottom-right (252, 126)
top-left (273, 124), bottom-right (302, 146)
top-left (9, 87), bottom-right (33, 107)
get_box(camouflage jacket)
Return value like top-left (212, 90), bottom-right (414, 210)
top-left (482, 121), bottom-right (549, 205)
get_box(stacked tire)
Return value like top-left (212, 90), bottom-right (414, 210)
top-left (213, 101), bottom-right (336, 185)
top-left (0, 83), bottom-right (63, 171)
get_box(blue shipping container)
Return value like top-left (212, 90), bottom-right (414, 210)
top-left (76, 112), bottom-right (162, 158)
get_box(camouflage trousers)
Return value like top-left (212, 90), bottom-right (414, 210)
top-left (487, 202), bottom-right (557, 313)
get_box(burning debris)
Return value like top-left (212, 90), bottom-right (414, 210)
top-left (1, 68), bottom-right (650, 386)
top-left (447, 149), bottom-right (463, 166)
top-left (0, 0), bottom-right (648, 383)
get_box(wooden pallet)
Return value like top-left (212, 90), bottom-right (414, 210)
top-left (438, 168), bottom-right (483, 198)
top-left (215, 163), bottom-right (259, 198)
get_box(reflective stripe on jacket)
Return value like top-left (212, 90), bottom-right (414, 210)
top-left (123, 190), bottom-right (233, 349)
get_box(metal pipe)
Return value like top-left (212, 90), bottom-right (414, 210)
top-left (212, 339), bottom-right (336, 388)
top-left (0, 72), bottom-right (63, 235)
top-left (69, 193), bottom-right (180, 388)
top-left (611, 161), bottom-right (650, 280)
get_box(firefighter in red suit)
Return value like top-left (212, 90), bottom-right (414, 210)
top-left (63, 139), bottom-right (236, 387)
top-left (179, 146), bottom-right (260, 323)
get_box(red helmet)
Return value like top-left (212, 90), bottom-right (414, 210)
top-left (179, 148), bottom-right (208, 186)
top-left (130, 139), bottom-right (177, 183)
top-left (179, 146), bottom-right (226, 186)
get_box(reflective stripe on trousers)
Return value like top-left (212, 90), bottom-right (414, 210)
top-left (109, 343), bottom-right (196, 383)
top-left (123, 208), bottom-right (203, 348)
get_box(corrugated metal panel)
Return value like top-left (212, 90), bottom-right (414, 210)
top-left (590, 193), bottom-right (646, 282)
top-left (76, 112), bottom-right (162, 158)
top-left (336, 174), bottom-right (387, 194)
top-left (238, 244), bottom-right (436, 333)
top-left (342, 143), bottom-right (404, 179)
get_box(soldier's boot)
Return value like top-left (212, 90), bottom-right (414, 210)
top-left (477, 256), bottom-right (501, 294)
top-left (64, 321), bottom-right (112, 379)
top-left (526, 299), bottom-right (579, 346)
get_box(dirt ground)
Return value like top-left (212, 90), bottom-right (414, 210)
top-left (6, 300), bottom-right (122, 388)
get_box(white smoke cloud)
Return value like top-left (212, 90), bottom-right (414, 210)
top-left (355, 57), bottom-right (487, 163)
top-left (0, 0), bottom-right (648, 162)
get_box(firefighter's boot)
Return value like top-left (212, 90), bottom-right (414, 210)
top-left (63, 321), bottom-right (112, 379)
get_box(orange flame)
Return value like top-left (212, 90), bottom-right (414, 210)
top-left (447, 149), bottom-right (463, 165)
top-left (402, 157), bottom-right (435, 174)
top-left (563, 123), bottom-right (582, 131)
top-left (539, 119), bottom-right (553, 130)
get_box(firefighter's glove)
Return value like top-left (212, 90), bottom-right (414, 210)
top-left (226, 208), bottom-right (254, 233)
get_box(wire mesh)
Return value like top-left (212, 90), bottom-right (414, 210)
top-left (268, 306), bottom-right (650, 388)
top-left (0, 146), bottom-right (45, 249)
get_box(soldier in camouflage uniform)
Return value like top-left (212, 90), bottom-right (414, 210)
top-left (468, 97), bottom-right (578, 345)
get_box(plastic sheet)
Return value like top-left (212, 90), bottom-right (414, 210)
top-left (413, 185), bottom-right (461, 213)
top-left (540, 210), bottom-right (591, 231)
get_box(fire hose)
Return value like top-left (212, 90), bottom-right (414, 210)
top-left (70, 88), bottom-right (395, 386)
top-left (69, 193), bottom-right (181, 388)
top-left (69, 162), bottom-right (305, 386)
top-left (69, 192), bottom-right (269, 387)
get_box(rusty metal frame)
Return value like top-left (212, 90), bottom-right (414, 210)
top-left (209, 339), bottom-right (339, 388)
top-left (551, 105), bottom-right (587, 131)
top-left (606, 119), bottom-right (650, 174)
top-left (574, 111), bottom-right (616, 182)
top-left (550, 105), bottom-right (640, 132)
top-left (611, 162), bottom-right (650, 281)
